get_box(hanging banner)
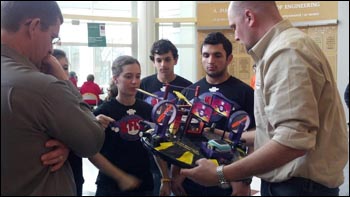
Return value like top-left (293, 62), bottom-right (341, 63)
top-left (88, 23), bottom-right (106, 47)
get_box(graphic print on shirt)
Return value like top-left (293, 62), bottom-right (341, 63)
top-left (110, 108), bottom-right (145, 141)
top-left (197, 87), bottom-right (240, 122)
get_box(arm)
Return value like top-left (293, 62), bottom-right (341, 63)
top-left (41, 78), bottom-right (105, 157)
top-left (154, 156), bottom-right (172, 196)
top-left (170, 165), bottom-right (187, 195)
top-left (180, 140), bottom-right (306, 187)
top-left (39, 114), bottom-right (113, 172)
top-left (89, 153), bottom-right (140, 191)
top-left (204, 127), bottom-right (255, 151)
top-left (230, 181), bottom-right (250, 196)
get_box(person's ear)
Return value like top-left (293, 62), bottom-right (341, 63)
top-left (26, 18), bottom-right (41, 39)
top-left (245, 10), bottom-right (255, 26)
top-left (227, 54), bottom-right (233, 64)
top-left (174, 57), bottom-right (178, 66)
top-left (113, 76), bottom-right (119, 84)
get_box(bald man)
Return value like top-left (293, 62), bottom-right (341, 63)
top-left (181, 1), bottom-right (348, 196)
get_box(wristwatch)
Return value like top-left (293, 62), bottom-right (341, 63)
top-left (216, 165), bottom-right (230, 189)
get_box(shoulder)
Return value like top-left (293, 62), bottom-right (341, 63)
top-left (174, 76), bottom-right (193, 86)
top-left (229, 77), bottom-right (253, 90)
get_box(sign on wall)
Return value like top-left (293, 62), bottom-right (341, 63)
top-left (197, 1), bottom-right (338, 28)
top-left (88, 23), bottom-right (106, 47)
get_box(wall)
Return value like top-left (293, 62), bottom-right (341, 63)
top-left (337, 1), bottom-right (349, 122)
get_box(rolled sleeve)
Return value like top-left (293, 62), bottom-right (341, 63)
top-left (273, 125), bottom-right (316, 150)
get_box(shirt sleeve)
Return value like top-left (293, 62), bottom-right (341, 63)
top-left (40, 80), bottom-right (105, 157)
top-left (263, 48), bottom-right (322, 150)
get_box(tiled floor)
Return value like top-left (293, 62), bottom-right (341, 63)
top-left (82, 155), bottom-right (349, 196)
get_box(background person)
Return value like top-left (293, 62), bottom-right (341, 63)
top-left (137, 39), bottom-right (192, 103)
top-left (69, 71), bottom-right (79, 89)
top-left (52, 48), bottom-right (85, 196)
top-left (89, 55), bottom-right (157, 196)
top-left (172, 32), bottom-right (255, 196)
top-left (136, 39), bottom-right (193, 196)
top-left (80, 74), bottom-right (102, 107)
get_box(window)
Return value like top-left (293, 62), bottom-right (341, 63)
top-left (56, 1), bottom-right (136, 90)
top-left (157, 1), bottom-right (197, 82)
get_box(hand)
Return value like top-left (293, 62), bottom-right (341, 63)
top-left (159, 181), bottom-right (172, 196)
top-left (171, 174), bottom-right (187, 196)
top-left (231, 181), bottom-right (251, 196)
top-left (41, 55), bottom-right (68, 80)
top-left (118, 173), bottom-right (141, 191)
top-left (41, 139), bottom-right (69, 172)
top-left (180, 158), bottom-right (218, 187)
top-left (96, 114), bottom-right (115, 128)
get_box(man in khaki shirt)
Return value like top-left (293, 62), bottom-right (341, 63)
top-left (181, 2), bottom-right (348, 196)
top-left (1, 1), bottom-right (105, 195)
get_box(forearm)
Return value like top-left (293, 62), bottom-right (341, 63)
top-left (241, 130), bottom-right (255, 149)
top-left (154, 156), bottom-right (170, 179)
top-left (89, 153), bottom-right (128, 182)
top-left (171, 165), bottom-right (181, 178)
top-left (224, 140), bottom-right (306, 182)
top-left (211, 128), bottom-right (255, 146)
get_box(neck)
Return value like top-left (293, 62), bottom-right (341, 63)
top-left (2, 31), bottom-right (29, 58)
top-left (158, 73), bottom-right (176, 83)
top-left (206, 72), bottom-right (230, 85)
top-left (116, 95), bottom-right (136, 106)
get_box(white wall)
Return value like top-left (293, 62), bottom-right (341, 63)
top-left (337, 1), bottom-right (349, 122)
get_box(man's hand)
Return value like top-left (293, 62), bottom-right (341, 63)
top-left (118, 173), bottom-right (141, 191)
top-left (180, 158), bottom-right (218, 187)
top-left (41, 55), bottom-right (68, 80)
top-left (41, 139), bottom-right (69, 172)
top-left (231, 181), bottom-right (251, 196)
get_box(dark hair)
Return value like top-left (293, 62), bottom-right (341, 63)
top-left (112, 55), bottom-right (140, 77)
top-left (149, 39), bottom-right (178, 62)
top-left (1, 1), bottom-right (63, 32)
top-left (52, 49), bottom-right (66, 60)
top-left (201, 32), bottom-right (232, 59)
top-left (105, 80), bottom-right (118, 101)
top-left (87, 74), bottom-right (94, 82)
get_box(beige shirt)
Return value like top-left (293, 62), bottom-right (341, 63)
top-left (248, 20), bottom-right (348, 188)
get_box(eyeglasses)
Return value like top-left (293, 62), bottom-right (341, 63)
top-left (52, 37), bottom-right (61, 45)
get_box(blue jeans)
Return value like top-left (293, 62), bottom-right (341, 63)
top-left (261, 177), bottom-right (339, 196)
